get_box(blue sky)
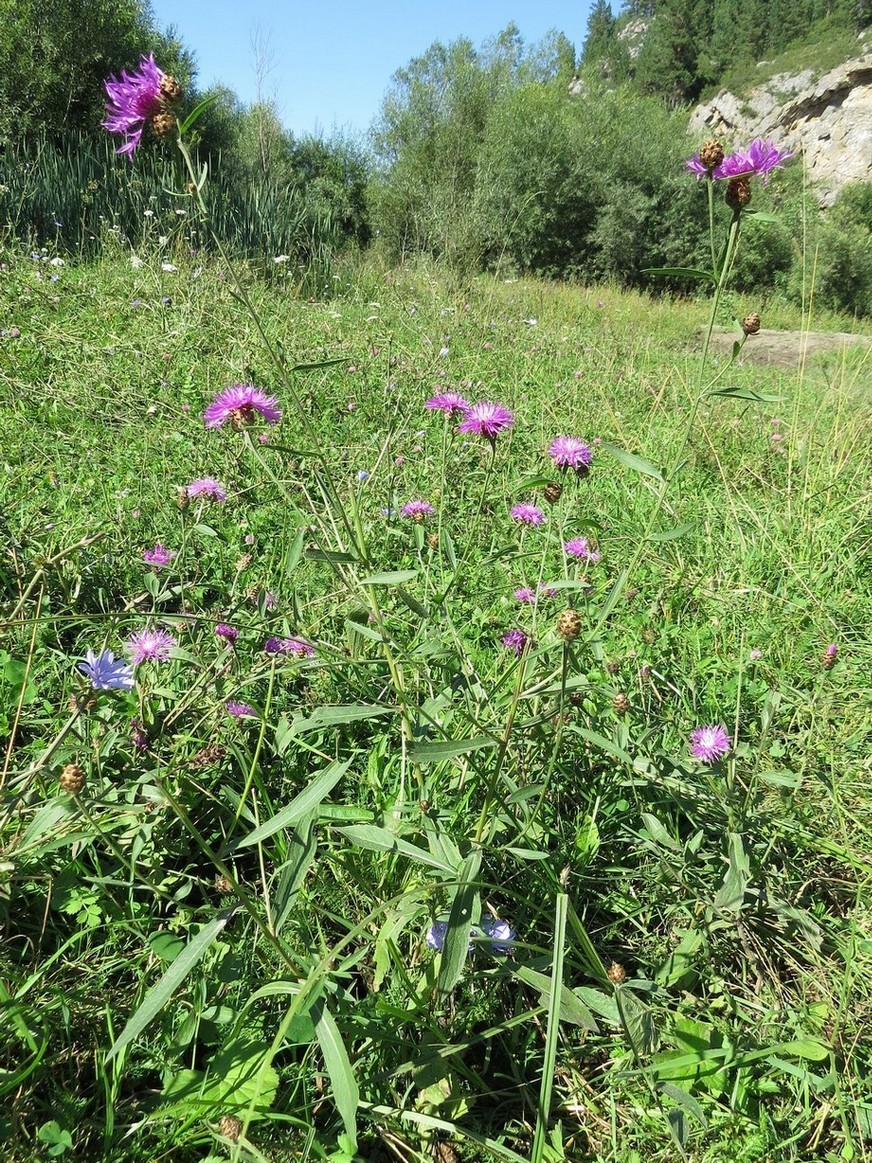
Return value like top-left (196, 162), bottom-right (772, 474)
top-left (149, 1), bottom-right (596, 141)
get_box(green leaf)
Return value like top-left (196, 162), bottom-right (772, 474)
top-left (512, 966), bottom-right (598, 1030)
top-left (599, 441), bottom-right (663, 481)
top-left (411, 736), bottom-right (498, 764)
top-left (293, 704), bottom-right (395, 733)
top-left (642, 266), bottom-right (715, 283)
top-left (510, 475), bottom-right (558, 495)
top-left (359, 570), bottom-right (419, 585)
top-left (149, 932), bottom-right (185, 963)
top-left (438, 849), bottom-right (482, 995)
top-left (282, 527), bottom-right (306, 577)
top-left (714, 832), bottom-right (750, 912)
top-left (178, 93), bottom-right (220, 136)
top-left (337, 825), bottom-right (457, 873)
top-left (291, 356), bottom-right (347, 372)
top-left (236, 760), bottom-right (351, 848)
top-left (304, 548), bottom-right (359, 563)
top-left (709, 386), bottom-right (784, 403)
top-left (312, 999), bottom-right (359, 1148)
top-left (647, 523), bottom-right (694, 543)
top-left (744, 209), bottom-right (781, 224)
top-left (107, 912), bottom-right (232, 1061)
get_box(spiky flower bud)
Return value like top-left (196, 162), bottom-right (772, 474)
top-left (214, 874), bottom-right (233, 895)
top-left (607, 961), bottom-right (627, 985)
top-left (177, 488), bottom-right (190, 510)
top-left (218, 1115), bottom-right (243, 1143)
top-left (612, 692), bottom-right (630, 715)
top-left (821, 643), bottom-right (838, 670)
top-left (605, 659), bottom-right (621, 675)
top-left (159, 74), bottom-right (183, 104)
top-left (742, 312), bottom-right (761, 335)
top-left (642, 627), bottom-right (657, 645)
top-left (699, 138), bottom-right (725, 171)
top-left (190, 743), bottom-right (227, 769)
top-left (726, 177), bottom-right (752, 211)
top-left (556, 608), bottom-right (582, 640)
top-left (543, 481), bottom-right (563, 505)
top-left (150, 110), bottom-right (176, 138)
top-left (427, 532), bottom-right (440, 549)
top-left (59, 763), bottom-right (86, 794)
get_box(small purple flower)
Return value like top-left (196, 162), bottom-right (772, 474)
top-left (502, 629), bottom-right (529, 656)
top-left (264, 636), bottom-right (314, 658)
top-left (549, 436), bottom-right (593, 474)
top-left (426, 391), bottom-right (470, 416)
top-left (126, 626), bottom-right (176, 665)
top-left (457, 400), bottom-right (514, 443)
top-left (77, 648), bottom-right (135, 691)
top-left (226, 699), bottom-right (256, 719)
top-left (510, 503), bottom-right (545, 526)
top-left (143, 544), bottom-right (175, 570)
top-left (401, 499), bottom-right (435, 522)
top-left (102, 54), bottom-right (165, 158)
top-left (482, 919), bottom-right (515, 954)
top-left (564, 537), bottom-right (600, 562)
top-left (426, 921), bottom-right (449, 951)
top-left (215, 623), bottom-right (238, 644)
top-left (514, 587), bottom-right (537, 604)
top-left (687, 139), bottom-right (793, 185)
top-left (749, 649), bottom-right (762, 662)
top-left (825, 643), bottom-right (838, 659)
top-left (203, 383), bottom-right (282, 430)
top-left (186, 477), bottom-right (227, 502)
top-left (689, 724), bottom-right (731, 764)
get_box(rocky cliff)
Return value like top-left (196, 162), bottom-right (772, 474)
top-left (689, 40), bottom-right (872, 205)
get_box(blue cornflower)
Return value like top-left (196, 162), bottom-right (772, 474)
top-left (77, 648), bottom-right (135, 691)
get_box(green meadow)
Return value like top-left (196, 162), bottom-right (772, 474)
top-left (1, 222), bottom-right (871, 1163)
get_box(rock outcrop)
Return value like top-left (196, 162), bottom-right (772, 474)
top-left (689, 40), bottom-right (872, 205)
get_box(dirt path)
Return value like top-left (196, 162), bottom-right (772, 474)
top-left (707, 328), bottom-right (872, 368)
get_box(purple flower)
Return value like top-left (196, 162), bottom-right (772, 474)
top-left (143, 544), bottom-right (175, 570)
top-left (548, 436), bottom-right (593, 474)
top-left (689, 724), bottom-right (731, 764)
top-left (426, 921), bottom-right (449, 951)
top-left (482, 918), bottom-right (515, 954)
top-left (749, 649), bottom-right (762, 662)
top-left (687, 139), bottom-right (793, 185)
top-left (203, 383), bottom-right (282, 430)
top-left (102, 55), bottom-right (165, 157)
top-left (77, 648), bottom-right (135, 691)
top-left (825, 643), bottom-right (838, 659)
top-left (215, 623), bottom-right (238, 644)
top-left (426, 391), bottom-right (470, 416)
top-left (502, 629), bottom-right (529, 656)
top-left (457, 400), bottom-right (514, 443)
top-left (226, 699), bottom-right (256, 719)
top-left (264, 636), bottom-right (314, 658)
top-left (514, 587), bottom-right (537, 604)
top-left (510, 503), bottom-right (545, 526)
top-left (538, 583), bottom-right (558, 599)
top-left (401, 499), bottom-right (435, 522)
top-left (126, 626), bottom-right (176, 665)
top-left (186, 477), bottom-right (227, 502)
top-left (564, 537), bottom-right (600, 562)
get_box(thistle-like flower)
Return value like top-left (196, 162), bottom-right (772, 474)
top-left (425, 391), bottom-right (470, 416)
top-left (203, 383), bottom-right (282, 430)
top-left (102, 56), bottom-right (181, 157)
top-left (126, 626), bottom-right (176, 665)
top-left (401, 499), bottom-right (435, 522)
top-left (456, 400), bottom-right (514, 444)
top-left (548, 436), bottom-right (593, 475)
top-left (689, 724), bottom-right (731, 763)
top-left (510, 503), bottom-right (545, 526)
top-left (186, 477), bottom-right (228, 502)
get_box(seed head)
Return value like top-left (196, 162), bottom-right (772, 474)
top-left (556, 608), bottom-right (582, 640)
top-left (159, 74), bottom-right (183, 103)
top-left (607, 961), bottom-right (628, 985)
top-left (218, 1115), bottom-right (243, 1143)
top-left (59, 763), bottom-right (86, 794)
top-left (150, 110), bottom-right (176, 138)
top-left (742, 312), bottom-right (761, 335)
top-left (190, 743), bottom-right (226, 769)
top-left (543, 481), bottom-right (563, 505)
top-left (612, 692), bottom-right (631, 715)
top-left (726, 177), bottom-right (752, 211)
top-left (214, 874), bottom-right (234, 895)
top-left (698, 139), bottom-right (725, 171)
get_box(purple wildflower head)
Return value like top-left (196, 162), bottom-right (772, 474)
top-left (564, 537), bottom-right (600, 562)
top-left (689, 724), bottom-right (731, 764)
top-left (226, 699), bottom-right (256, 719)
top-left (401, 499), bottom-right (435, 522)
top-left (825, 643), bottom-right (838, 658)
top-left (426, 921), bottom-right (449, 951)
top-left (77, 648), bottom-right (135, 691)
top-left (687, 138), bottom-right (793, 186)
top-left (264, 636), bottom-right (314, 658)
top-left (143, 544), bottom-right (175, 570)
top-left (126, 625), bottom-right (176, 665)
top-left (215, 623), bottom-right (238, 644)
top-left (510, 502), bottom-right (545, 526)
top-left (426, 391), bottom-right (470, 416)
top-left (502, 629), bottom-right (529, 656)
top-left (203, 383), bottom-right (282, 430)
top-left (457, 400), bottom-right (514, 444)
top-left (514, 587), bottom-right (537, 604)
top-left (102, 55), bottom-right (165, 158)
top-left (548, 436), bottom-right (593, 475)
top-left (481, 918), bottom-right (515, 954)
top-left (186, 477), bottom-right (227, 502)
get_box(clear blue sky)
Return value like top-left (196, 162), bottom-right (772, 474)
top-left (149, 1), bottom-right (595, 140)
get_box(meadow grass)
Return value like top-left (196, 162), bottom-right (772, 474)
top-left (0, 237), bottom-right (871, 1163)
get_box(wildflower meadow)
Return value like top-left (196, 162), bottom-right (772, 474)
top-left (0, 53), bottom-right (871, 1163)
